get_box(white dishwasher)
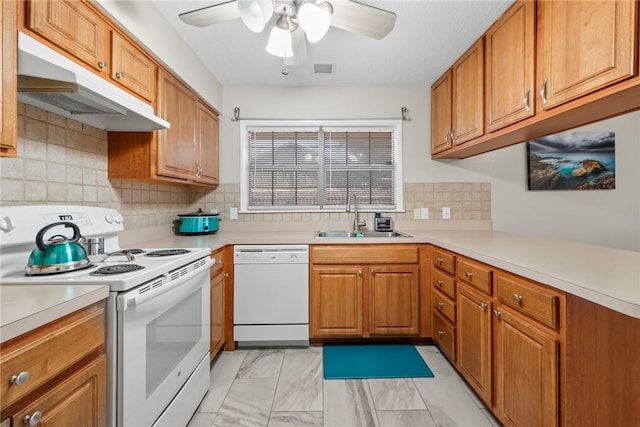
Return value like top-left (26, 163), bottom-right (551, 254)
top-left (233, 245), bottom-right (309, 346)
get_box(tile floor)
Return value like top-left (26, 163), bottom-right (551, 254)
top-left (187, 345), bottom-right (501, 427)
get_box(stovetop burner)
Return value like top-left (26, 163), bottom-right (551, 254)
top-left (90, 264), bottom-right (145, 276)
top-left (145, 249), bottom-right (191, 257)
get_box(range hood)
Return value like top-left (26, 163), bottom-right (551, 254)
top-left (17, 31), bottom-right (169, 131)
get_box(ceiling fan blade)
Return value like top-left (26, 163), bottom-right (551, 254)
top-left (330, 0), bottom-right (397, 40)
top-left (284, 27), bottom-right (308, 66)
top-left (179, 0), bottom-right (241, 27)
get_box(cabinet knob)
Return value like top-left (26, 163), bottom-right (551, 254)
top-left (223, 272), bottom-right (229, 278)
top-left (539, 78), bottom-right (548, 105)
top-left (436, 257), bottom-right (443, 265)
top-left (493, 309), bottom-right (502, 318)
top-left (436, 279), bottom-right (444, 287)
top-left (512, 293), bottom-right (523, 303)
top-left (479, 302), bottom-right (488, 309)
top-left (437, 302), bottom-right (444, 308)
top-left (98, 61), bottom-right (108, 69)
top-left (437, 330), bottom-right (444, 337)
top-left (465, 271), bottom-right (473, 279)
top-left (357, 269), bottom-right (362, 276)
top-left (24, 411), bottom-right (42, 426)
top-left (10, 371), bottom-right (30, 386)
top-left (115, 71), bottom-right (125, 79)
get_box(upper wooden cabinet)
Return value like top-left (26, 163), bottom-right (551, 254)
top-left (485, 0), bottom-right (536, 132)
top-left (26, 0), bottom-right (110, 74)
top-left (431, 0), bottom-right (640, 159)
top-left (110, 31), bottom-right (156, 103)
top-left (538, 0), bottom-right (638, 110)
top-left (108, 71), bottom-right (219, 187)
top-left (431, 70), bottom-right (453, 154)
top-left (1, 0), bottom-right (17, 157)
top-left (452, 38), bottom-right (484, 145)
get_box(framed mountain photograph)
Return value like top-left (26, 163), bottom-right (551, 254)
top-left (527, 131), bottom-right (616, 190)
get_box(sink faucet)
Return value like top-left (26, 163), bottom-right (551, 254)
top-left (346, 193), bottom-right (367, 232)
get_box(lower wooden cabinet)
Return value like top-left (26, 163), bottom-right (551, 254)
top-left (493, 307), bottom-right (559, 427)
top-left (309, 244), bottom-right (420, 339)
top-left (456, 283), bottom-right (492, 406)
top-left (210, 247), bottom-right (227, 360)
top-left (0, 301), bottom-right (107, 427)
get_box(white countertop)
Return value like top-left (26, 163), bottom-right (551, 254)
top-left (127, 227), bottom-right (640, 319)
top-left (0, 284), bottom-right (109, 343)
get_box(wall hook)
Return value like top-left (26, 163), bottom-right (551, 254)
top-left (231, 106), bottom-right (240, 121)
top-left (401, 106), bottom-right (411, 121)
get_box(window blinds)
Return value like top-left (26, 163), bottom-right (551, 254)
top-left (246, 126), bottom-right (396, 210)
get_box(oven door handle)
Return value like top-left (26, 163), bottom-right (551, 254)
top-left (117, 258), bottom-right (214, 311)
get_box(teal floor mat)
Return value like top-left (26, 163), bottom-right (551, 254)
top-left (323, 343), bottom-right (434, 379)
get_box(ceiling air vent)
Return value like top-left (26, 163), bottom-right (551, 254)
top-left (314, 63), bottom-right (334, 75)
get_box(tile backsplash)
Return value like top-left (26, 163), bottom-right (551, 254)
top-left (1, 104), bottom-right (491, 230)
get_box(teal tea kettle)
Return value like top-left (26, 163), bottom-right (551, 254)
top-left (25, 221), bottom-right (91, 275)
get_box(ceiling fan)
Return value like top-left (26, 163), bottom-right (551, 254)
top-left (179, 0), bottom-right (396, 65)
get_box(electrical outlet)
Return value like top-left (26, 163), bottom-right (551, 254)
top-left (420, 207), bottom-right (429, 220)
top-left (413, 208), bottom-right (421, 220)
top-left (442, 207), bottom-right (451, 220)
top-left (230, 207), bottom-right (238, 220)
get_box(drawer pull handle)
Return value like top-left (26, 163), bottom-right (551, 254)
top-left (523, 88), bottom-right (531, 112)
top-left (540, 78), bottom-right (548, 105)
top-left (24, 411), bottom-right (42, 426)
top-left (98, 61), bottom-right (108, 69)
top-left (437, 302), bottom-right (444, 308)
top-left (436, 257), bottom-right (443, 265)
top-left (11, 371), bottom-right (30, 386)
top-left (479, 302), bottom-right (488, 309)
top-left (436, 280), bottom-right (444, 287)
top-left (493, 309), bottom-right (502, 318)
top-left (437, 330), bottom-right (444, 337)
top-left (465, 271), bottom-right (473, 279)
top-left (513, 293), bottom-right (523, 303)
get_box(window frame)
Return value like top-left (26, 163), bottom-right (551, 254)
top-left (239, 119), bottom-right (403, 213)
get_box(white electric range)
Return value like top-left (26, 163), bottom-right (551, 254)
top-left (0, 205), bottom-right (212, 427)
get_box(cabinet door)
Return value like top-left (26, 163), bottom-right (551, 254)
top-left (485, 0), bottom-right (535, 132)
top-left (27, 0), bottom-right (109, 73)
top-left (12, 355), bottom-right (106, 427)
top-left (156, 70), bottom-right (198, 181)
top-left (1, 0), bottom-right (17, 155)
top-left (196, 102), bottom-right (220, 186)
top-left (452, 38), bottom-right (484, 145)
top-left (310, 266), bottom-right (363, 337)
top-left (430, 70), bottom-right (452, 154)
top-left (369, 265), bottom-right (420, 335)
top-left (210, 272), bottom-right (225, 360)
top-left (494, 307), bottom-right (558, 427)
top-left (539, 0), bottom-right (638, 110)
top-left (111, 31), bottom-right (156, 103)
top-left (456, 284), bottom-right (492, 406)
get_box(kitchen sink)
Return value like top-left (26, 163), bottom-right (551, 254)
top-left (315, 230), bottom-right (413, 238)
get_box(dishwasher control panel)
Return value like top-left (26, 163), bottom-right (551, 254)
top-left (234, 245), bottom-right (309, 264)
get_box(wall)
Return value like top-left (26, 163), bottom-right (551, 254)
top-left (219, 86), bottom-right (640, 251)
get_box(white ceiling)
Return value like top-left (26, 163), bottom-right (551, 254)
top-left (151, 0), bottom-right (514, 87)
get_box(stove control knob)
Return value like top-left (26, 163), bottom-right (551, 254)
top-left (115, 213), bottom-right (124, 224)
top-left (0, 216), bottom-right (15, 232)
top-left (105, 214), bottom-right (114, 224)
top-left (290, 255), bottom-right (297, 263)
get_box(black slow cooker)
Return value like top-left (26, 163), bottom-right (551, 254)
top-left (173, 208), bottom-right (220, 235)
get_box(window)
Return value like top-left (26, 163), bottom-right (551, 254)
top-left (240, 120), bottom-right (403, 212)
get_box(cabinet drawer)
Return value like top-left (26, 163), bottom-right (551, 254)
top-left (311, 244), bottom-right (418, 264)
top-left (432, 268), bottom-right (456, 299)
top-left (433, 310), bottom-right (456, 362)
top-left (495, 272), bottom-right (560, 329)
top-left (456, 257), bottom-right (492, 294)
top-left (432, 289), bottom-right (455, 323)
top-left (433, 248), bottom-right (455, 275)
top-left (0, 302), bottom-right (105, 409)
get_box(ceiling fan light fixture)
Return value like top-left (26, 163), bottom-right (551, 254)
top-left (266, 25), bottom-right (294, 58)
top-left (298, 1), bottom-right (333, 43)
top-left (238, 0), bottom-right (273, 33)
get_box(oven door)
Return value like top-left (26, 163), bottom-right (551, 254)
top-left (116, 260), bottom-right (211, 427)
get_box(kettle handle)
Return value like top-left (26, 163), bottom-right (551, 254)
top-left (35, 222), bottom-right (82, 251)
